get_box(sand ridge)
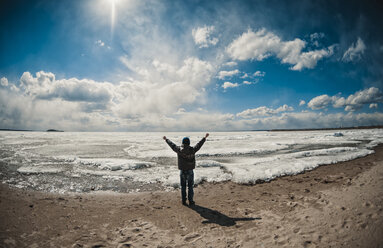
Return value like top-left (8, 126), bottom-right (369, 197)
top-left (1, 146), bottom-right (383, 247)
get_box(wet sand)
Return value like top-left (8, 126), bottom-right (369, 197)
top-left (1, 145), bottom-right (383, 247)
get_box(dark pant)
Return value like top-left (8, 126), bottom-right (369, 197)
top-left (180, 170), bottom-right (194, 202)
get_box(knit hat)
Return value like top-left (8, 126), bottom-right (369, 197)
top-left (182, 137), bottom-right (190, 146)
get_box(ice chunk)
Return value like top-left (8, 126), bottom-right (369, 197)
top-left (334, 132), bottom-right (344, 137)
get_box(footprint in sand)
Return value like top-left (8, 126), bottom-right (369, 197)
top-left (359, 222), bottom-right (368, 229)
top-left (184, 233), bottom-right (201, 242)
top-left (117, 244), bottom-right (132, 248)
top-left (364, 201), bottom-right (374, 208)
top-left (90, 244), bottom-right (107, 248)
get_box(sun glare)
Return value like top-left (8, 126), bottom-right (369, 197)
top-left (108, 0), bottom-right (118, 37)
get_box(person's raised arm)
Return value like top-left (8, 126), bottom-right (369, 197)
top-left (194, 133), bottom-right (209, 152)
top-left (163, 136), bottom-right (180, 153)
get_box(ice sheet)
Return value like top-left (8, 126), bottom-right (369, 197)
top-left (1, 129), bottom-right (382, 193)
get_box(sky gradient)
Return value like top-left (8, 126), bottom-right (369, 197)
top-left (1, 0), bottom-right (382, 131)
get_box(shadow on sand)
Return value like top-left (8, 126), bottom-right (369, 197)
top-left (189, 205), bottom-right (260, 227)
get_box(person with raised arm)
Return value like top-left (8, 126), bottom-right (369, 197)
top-left (163, 133), bottom-right (209, 206)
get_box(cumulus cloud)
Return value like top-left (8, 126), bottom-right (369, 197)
top-left (226, 28), bottom-right (335, 71)
top-left (342, 87), bottom-right (382, 111)
top-left (1, 73), bottom-right (382, 131)
top-left (342, 37), bottom-right (366, 62)
top-left (369, 103), bottom-right (378, 109)
top-left (240, 71), bottom-right (265, 83)
top-left (176, 57), bottom-right (215, 87)
top-left (19, 71), bottom-right (113, 103)
top-left (0, 86), bottom-right (113, 131)
top-left (192, 25), bottom-right (219, 48)
top-left (217, 69), bottom-right (240, 79)
top-left (307, 94), bottom-right (334, 110)
top-left (240, 73), bottom-right (249, 79)
top-left (307, 87), bottom-right (382, 111)
top-left (116, 57), bottom-right (215, 117)
top-left (237, 104), bottom-right (294, 118)
top-left (1, 77), bottom-right (8, 87)
top-left (0, 81), bottom-right (237, 132)
top-left (0, 58), bottom-right (217, 131)
top-left (163, 111), bottom-right (235, 131)
top-left (224, 61), bottom-right (237, 67)
top-left (253, 71), bottom-right (265, 77)
top-left (299, 100), bottom-right (306, 106)
top-left (222, 82), bottom-right (239, 90)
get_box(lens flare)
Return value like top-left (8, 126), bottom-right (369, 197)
top-left (109, 0), bottom-right (118, 38)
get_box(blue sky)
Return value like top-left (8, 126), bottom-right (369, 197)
top-left (0, 0), bottom-right (382, 131)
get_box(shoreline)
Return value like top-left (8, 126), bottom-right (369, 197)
top-left (1, 145), bottom-right (383, 247)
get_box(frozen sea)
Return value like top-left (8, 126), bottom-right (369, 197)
top-left (1, 129), bottom-right (383, 193)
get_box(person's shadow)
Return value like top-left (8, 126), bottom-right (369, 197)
top-left (189, 205), bottom-right (260, 227)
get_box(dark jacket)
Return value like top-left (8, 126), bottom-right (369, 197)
top-left (166, 137), bottom-right (206, 170)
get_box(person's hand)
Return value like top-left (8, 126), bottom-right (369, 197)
top-left (163, 136), bottom-right (167, 140)
top-left (205, 133), bottom-right (209, 138)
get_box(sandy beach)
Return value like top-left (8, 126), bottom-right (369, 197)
top-left (1, 145), bottom-right (383, 248)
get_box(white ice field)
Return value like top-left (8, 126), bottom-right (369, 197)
top-left (1, 129), bottom-right (382, 193)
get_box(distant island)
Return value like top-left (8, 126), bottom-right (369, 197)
top-left (46, 129), bottom-right (64, 132)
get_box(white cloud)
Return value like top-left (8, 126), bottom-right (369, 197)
top-left (1, 73), bottom-right (383, 131)
top-left (1, 77), bottom-right (8, 87)
top-left (116, 57), bottom-right (215, 116)
top-left (239, 71), bottom-right (265, 83)
top-left (192, 25), bottom-right (219, 48)
top-left (227, 29), bottom-right (281, 61)
top-left (310, 32), bottom-right (325, 47)
top-left (288, 47), bottom-right (335, 71)
top-left (19, 71), bottom-right (113, 103)
top-left (253, 71), bottom-right (265, 77)
top-left (176, 57), bottom-right (215, 87)
top-left (342, 87), bottom-right (382, 111)
top-left (162, 111), bottom-right (235, 131)
top-left (342, 37), bottom-right (366, 62)
top-left (0, 79), bottom-right (239, 131)
top-left (226, 28), bottom-right (335, 71)
top-left (307, 87), bottom-right (383, 111)
top-left (240, 73), bottom-right (249, 79)
top-left (217, 69), bottom-right (240, 79)
top-left (237, 104), bottom-right (294, 118)
top-left (299, 100), bottom-right (306, 106)
top-left (310, 32), bottom-right (325, 41)
top-left (307, 94), bottom-right (334, 110)
top-left (369, 103), bottom-right (378, 109)
top-left (96, 40), bottom-right (105, 47)
top-left (0, 58), bottom-right (217, 131)
top-left (222, 82), bottom-right (239, 90)
top-left (224, 61), bottom-right (237, 67)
